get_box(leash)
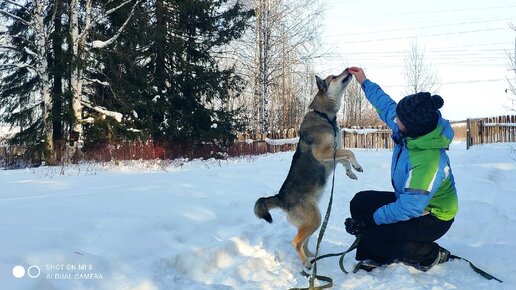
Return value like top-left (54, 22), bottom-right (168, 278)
top-left (289, 112), bottom-right (339, 290)
top-left (290, 236), bottom-right (361, 290)
top-left (305, 236), bottom-right (361, 274)
top-left (449, 254), bottom-right (503, 283)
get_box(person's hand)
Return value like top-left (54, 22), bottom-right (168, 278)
top-left (344, 212), bottom-right (376, 236)
top-left (345, 217), bottom-right (367, 235)
top-left (348, 67), bottom-right (367, 84)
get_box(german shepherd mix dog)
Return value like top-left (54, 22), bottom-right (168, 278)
top-left (254, 68), bottom-right (363, 268)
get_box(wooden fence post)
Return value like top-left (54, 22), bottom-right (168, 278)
top-left (466, 118), bottom-right (471, 150)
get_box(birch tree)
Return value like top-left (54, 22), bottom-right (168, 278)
top-left (403, 39), bottom-right (440, 95)
top-left (506, 26), bottom-right (516, 112)
top-left (341, 79), bottom-right (381, 127)
top-left (233, 0), bottom-right (325, 133)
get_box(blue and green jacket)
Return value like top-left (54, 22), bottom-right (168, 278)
top-left (362, 79), bottom-right (458, 225)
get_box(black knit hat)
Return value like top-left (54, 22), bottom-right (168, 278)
top-left (396, 92), bottom-right (444, 138)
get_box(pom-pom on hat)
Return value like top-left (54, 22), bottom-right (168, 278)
top-left (396, 92), bottom-right (444, 138)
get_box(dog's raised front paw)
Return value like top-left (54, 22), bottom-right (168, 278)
top-left (353, 164), bottom-right (363, 172)
top-left (346, 170), bottom-right (358, 180)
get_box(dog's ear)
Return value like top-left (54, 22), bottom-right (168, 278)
top-left (315, 75), bottom-right (327, 93)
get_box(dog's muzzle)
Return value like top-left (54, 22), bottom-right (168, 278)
top-left (342, 73), bottom-right (352, 83)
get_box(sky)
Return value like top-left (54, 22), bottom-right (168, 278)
top-left (318, 0), bottom-right (516, 121)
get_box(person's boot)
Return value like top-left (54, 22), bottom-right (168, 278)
top-left (354, 259), bottom-right (384, 272)
top-left (404, 246), bottom-right (451, 272)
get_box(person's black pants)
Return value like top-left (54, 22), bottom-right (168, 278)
top-left (350, 190), bottom-right (453, 265)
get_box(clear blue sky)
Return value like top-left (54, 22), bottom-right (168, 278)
top-left (318, 0), bottom-right (516, 120)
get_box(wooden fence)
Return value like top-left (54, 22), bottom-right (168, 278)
top-left (466, 115), bottom-right (516, 149)
top-left (237, 125), bottom-right (394, 152)
top-left (342, 127), bottom-right (395, 149)
top-left (0, 126), bottom-right (395, 167)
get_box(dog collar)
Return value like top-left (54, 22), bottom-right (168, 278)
top-left (313, 110), bottom-right (339, 135)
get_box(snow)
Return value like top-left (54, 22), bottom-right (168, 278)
top-left (264, 137), bottom-right (299, 145)
top-left (89, 79), bottom-right (110, 87)
top-left (0, 123), bottom-right (13, 141)
top-left (23, 47), bottom-right (38, 57)
top-left (343, 128), bottom-right (386, 135)
top-left (81, 101), bottom-right (123, 123)
top-left (484, 123), bottom-right (516, 127)
top-left (1, 142), bottom-right (514, 289)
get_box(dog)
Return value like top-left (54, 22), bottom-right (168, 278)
top-left (254, 68), bottom-right (363, 268)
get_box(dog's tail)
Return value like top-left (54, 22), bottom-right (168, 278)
top-left (254, 195), bottom-right (282, 223)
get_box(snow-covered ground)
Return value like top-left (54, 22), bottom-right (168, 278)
top-left (1, 142), bottom-right (514, 290)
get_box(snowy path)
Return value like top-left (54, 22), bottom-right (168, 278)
top-left (0, 142), bottom-right (514, 290)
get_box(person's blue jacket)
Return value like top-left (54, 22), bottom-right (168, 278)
top-left (361, 79), bottom-right (459, 225)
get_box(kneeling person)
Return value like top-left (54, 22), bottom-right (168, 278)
top-left (345, 67), bottom-right (458, 272)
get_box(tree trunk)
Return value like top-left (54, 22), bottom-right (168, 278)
top-left (52, 0), bottom-right (64, 161)
top-left (34, 0), bottom-right (55, 163)
top-left (155, 0), bottom-right (166, 92)
top-left (70, 0), bottom-right (83, 139)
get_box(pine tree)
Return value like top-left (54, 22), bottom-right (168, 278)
top-left (143, 0), bottom-right (253, 148)
top-left (0, 0), bottom-right (54, 162)
top-left (81, 0), bottom-right (152, 148)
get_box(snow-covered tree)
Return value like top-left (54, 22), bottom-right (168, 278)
top-left (68, 0), bottom-right (141, 144)
top-left (0, 0), bottom-right (55, 162)
top-left (1, 0), bottom-right (254, 163)
top-left (131, 0), bottom-right (252, 145)
top-left (80, 1), bottom-right (151, 148)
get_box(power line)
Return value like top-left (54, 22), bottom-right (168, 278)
top-left (335, 28), bottom-right (508, 44)
top-left (342, 5), bottom-right (516, 20)
top-left (324, 48), bottom-right (511, 55)
top-left (324, 41), bottom-right (512, 48)
top-left (333, 18), bottom-right (515, 37)
top-left (381, 78), bottom-right (506, 88)
top-left (325, 54), bottom-right (508, 59)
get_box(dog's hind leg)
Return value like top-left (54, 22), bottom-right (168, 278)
top-left (290, 203), bottom-right (321, 268)
top-left (303, 236), bottom-right (315, 257)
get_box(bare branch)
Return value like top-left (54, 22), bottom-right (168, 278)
top-left (0, 9), bottom-right (31, 26)
top-left (91, 0), bottom-right (141, 49)
top-left (3, 0), bottom-right (29, 11)
top-left (0, 63), bottom-right (37, 73)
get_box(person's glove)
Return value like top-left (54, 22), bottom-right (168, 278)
top-left (345, 212), bottom-right (376, 236)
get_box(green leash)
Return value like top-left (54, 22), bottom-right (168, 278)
top-left (289, 236), bottom-right (361, 290)
top-left (449, 254), bottom-right (503, 283)
top-left (306, 236), bottom-right (362, 274)
top-left (292, 237), bottom-right (504, 287)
